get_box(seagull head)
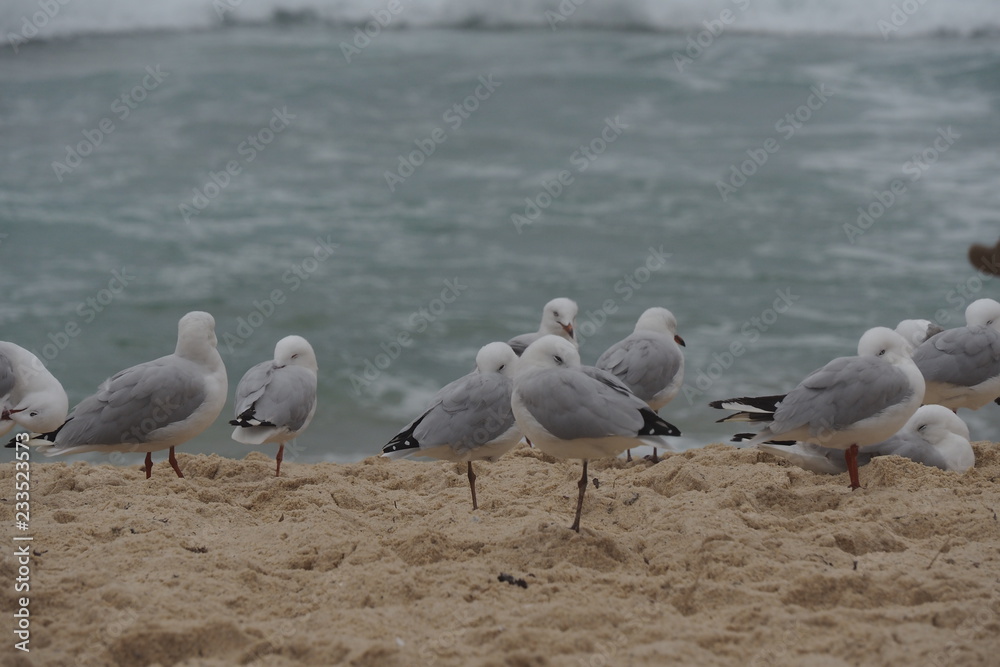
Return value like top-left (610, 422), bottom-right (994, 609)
top-left (964, 298), bottom-right (1000, 331)
top-left (475, 342), bottom-right (518, 378)
top-left (519, 335), bottom-right (581, 372)
top-left (540, 297), bottom-right (578, 342)
top-left (635, 307), bottom-right (685, 346)
top-left (274, 335), bottom-right (318, 372)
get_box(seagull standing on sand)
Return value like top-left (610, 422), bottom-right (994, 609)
top-left (382, 342), bottom-right (521, 510)
top-left (508, 297), bottom-right (578, 356)
top-left (911, 298), bottom-right (1000, 411)
top-left (754, 404), bottom-right (974, 475)
top-left (230, 335), bottom-right (318, 477)
top-left (0, 342), bottom-right (68, 439)
top-left (20, 311), bottom-right (227, 479)
top-left (511, 335), bottom-right (680, 532)
top-left (711, 327), bottom-right (925, 490)
top-left (596, 307), bottom-right (685, 462)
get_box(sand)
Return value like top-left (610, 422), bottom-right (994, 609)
top-left (2, 442), bottom-right (999, 666)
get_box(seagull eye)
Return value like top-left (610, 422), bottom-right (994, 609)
top-left (29, 411), bottom-right (38, 417)
top-left (553, 355), bottom-right (564, 365)
top-left (877, 348), bottom-right (887, 356)
top-left (498, 364), bottom-right (505, 371)
top-left (917, 424), bottom-right (927, 432)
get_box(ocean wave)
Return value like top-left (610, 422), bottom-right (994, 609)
top-left (2, 0), bottom-right (998, 45)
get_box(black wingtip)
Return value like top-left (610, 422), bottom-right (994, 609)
top-left (638, 408), bottom-right (681, 438)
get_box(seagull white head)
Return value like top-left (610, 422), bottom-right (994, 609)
top-left (894, 319), bottom-right (943, 353)
top-left (908, 404), bottom-right (970, 442)
top-left (964, 298), bottom-right (1000, 330)
top-left (274, 335), bottom-right (318, 371)
top-left (519, 334), bottom-right (582, 371)
top-left (634, 307), bottom-right (685, 346)
top-left (540, 298), bottom-right (578, 342)
top-left (475, 342), bottom-right (518, 378)
top-left (5, 389), bottom-right (69, 434)
top-left (176, 311), bottom-right (219, 356)
top-left (857, 326), bottom-right (913, 363)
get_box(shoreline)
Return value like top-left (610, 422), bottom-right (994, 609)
top-left (2, 443), bottom-right (999, 665)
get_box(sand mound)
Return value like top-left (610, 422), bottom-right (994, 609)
top-left (3, 443), bottom-right (999, 666)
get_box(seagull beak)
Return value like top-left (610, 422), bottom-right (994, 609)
top-left (675, 334), bottom-right (686, 347)
top-left (561, 322), bottom-right (575, 339)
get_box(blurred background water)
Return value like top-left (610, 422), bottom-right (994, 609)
top-left (2, 0), bottom-right (999, 465)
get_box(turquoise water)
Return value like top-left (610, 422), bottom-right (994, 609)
top-left (2, 2), bottom-right (1000, 464)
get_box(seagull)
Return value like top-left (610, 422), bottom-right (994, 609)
top-left (508, 297), bottom-right (578, 356)
top-left (0, 342), bottom-right (68, 439)
top-left (710, 327), bottom-right (925, 490)
top-left (595, 307), bottom-right (685, 462)
top-left (230, 335), bottom-right (318, 477)
top-left (17, 311), bottom-right (227, 479)
top-left (752, 404), bottom-right (974, 475)
top-left (382, 342), bottom-right (521, 510)
top-left (511, 335), bottom-right (680, 531)
top-left (911, 298), bottom-right (1000, 411)
top-left (894, 319), bottom-right (944, 354)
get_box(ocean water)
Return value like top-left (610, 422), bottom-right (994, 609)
top-left (2, 1), bottom-right (1000, 466)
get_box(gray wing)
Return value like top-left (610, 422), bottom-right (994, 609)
top-left (233, 360), bottom-right (276, 416)
top-left (595, 333), bottom-right (681, 402)
top-left (57, 355), bottom-right (207, 445)
top-left (520, 367), bottom-right (643, 440)
top-left (865, 431), bottom-right (950, 470)
top-left (772, 356), bottom-right (914, 435)
top-left (0, 349), bottom-right (14, 399)
top-left (413, 372), bottom-right (514, 449)
top-left (240, 366), bottom-right (316, 431)
top-left (507, 332), bottom-right (540, 357)
top-left (912, 326), bottom-right (1000, 387)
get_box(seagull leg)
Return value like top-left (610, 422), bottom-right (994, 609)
top-left (626, 449), bottom-right (632, 462)
top-left (845, 444), bottom-right (860, 490)
top-left (144, 452), bottom-right (153, 479)
top-left (275, 444), bottom-right (284, 477)
top-left (168, 446), bottom-right (184, 478)
top-left (650, 447), bottom-right (660, 464)
top-left (467, 461), bottom-right (478, 511)
top-left (571, 459), bottom-right (589, 533)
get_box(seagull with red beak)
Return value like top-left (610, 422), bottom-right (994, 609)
top-left (508, 297), bottom-right (578, 357)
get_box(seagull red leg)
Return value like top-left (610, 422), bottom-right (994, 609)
top-left (275, 444), bottom-right (284, 477)
top-left (571, 459), bottom-right (589, 533)
top-left (845, 444), bottom-right (860, 490)
top-left (144, 452), bottom-right (153, 479)
top-left (467, 461), bottom-right (478, 511)
top-left (168, 446), bottom-right (184, 478)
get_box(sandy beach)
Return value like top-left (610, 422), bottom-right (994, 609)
top-left (2, 442), bottom-right (999, 666)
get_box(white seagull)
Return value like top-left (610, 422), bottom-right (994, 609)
top-left (596, 307), bottom-right (685, 462)
top-left (0, 342), bottom-right (68, 439)
top-left (230, 335), bottom-right (318, 477)
top-left (711, 327), bottom-right (925, 490)
top-left (382, 342), bottom-right (520, 510)
top-left (894, 319), bottom-right (944, 354)
top-left (754, 404), bottom-right (974, 474)
top-left (911, 298), bottom-right (1000, 410)
top-left (22, 311), bottom-right (227, 479)
top-left (508, 297), bottom-right (578, 356)
top-left (511, 335), bottom-right (680, 531)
